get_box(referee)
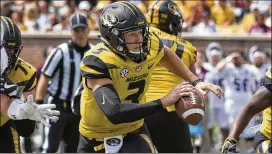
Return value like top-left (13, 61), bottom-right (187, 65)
top-left (35, 13), bottom-right (92, 153)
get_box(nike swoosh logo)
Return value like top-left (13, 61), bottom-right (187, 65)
top-left (102, 95), bottom-right (105, 104)
top-left (148, 63), bottom-right (154, 69)
top-left (4, 83), bottom-right (14, 89)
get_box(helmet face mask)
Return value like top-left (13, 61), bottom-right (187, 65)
top-left (119, 26), bottom-right (150, 62)
top-left (1, 16), bottom-right (23, 70)
top-left (99, 1), bottom-right (150, 63)
top-left (1, 45), bottom-right (23, 69)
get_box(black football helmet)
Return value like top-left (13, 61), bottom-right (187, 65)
top-left (146, 0), bottom-right (183, 35)
top-left (99, 1), bottom-right (149, 62)
top-left (0, 16), bottom-right (23, 70)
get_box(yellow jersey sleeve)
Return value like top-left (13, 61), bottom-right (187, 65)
top-left (8, 58), bottom-right (37, 92)
top-left (80, 48), bottom-right (112, 80)
top-left (1, 58), bottom-right (37, 127)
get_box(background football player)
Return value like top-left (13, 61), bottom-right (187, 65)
top-left (203, 42), bottom-right (229, 150)
top-left (221, 68), bottom-right (272, 153)
top-left (144, 1), bottom-right (198, 152)
top-left (0, 16), bottom-right (59, 153)
top-left (217, 52), bottom-right (259, 152)
top-left (78, 1), bottom-right (223, 153)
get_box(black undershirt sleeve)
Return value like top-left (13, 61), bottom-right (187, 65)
top-left (93, 84), bottom-right (163, 125)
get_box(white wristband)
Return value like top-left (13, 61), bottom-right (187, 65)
top-left (7, 99), bottom-right (27, 120)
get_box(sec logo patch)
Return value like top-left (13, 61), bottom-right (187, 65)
top-left (120, 68), bottom-right (129, 78)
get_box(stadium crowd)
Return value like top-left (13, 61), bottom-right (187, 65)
top-left (1, 0), bottom-right (271, 33)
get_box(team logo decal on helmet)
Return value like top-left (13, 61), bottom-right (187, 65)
top-left (101, 13), bottom-right (119, 27)
top-left (168, 3), bottom-right (181, 17)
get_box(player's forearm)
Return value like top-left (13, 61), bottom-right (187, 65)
top-left (94, 84), bottom-right (163, 125)
top-left (229, 87), bottom-right (271, 140)
top-left (216, 56), bottom-right (231, 72)
top-left (160, 46), bottom-right (198, 83)
top-left (35, 75), bottom-right (49, 101)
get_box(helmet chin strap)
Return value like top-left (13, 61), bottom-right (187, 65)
top-left (1, 47), bottom-right (9, 75)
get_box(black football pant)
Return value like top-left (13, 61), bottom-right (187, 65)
top-left (77, 125), bottom-right (155, 153)
top-left (0, 121), bottom-right (20, 153)
top-left (42, 94), bottom-right (80, 153)
top-left (145, 109), bottom-right (193, 153)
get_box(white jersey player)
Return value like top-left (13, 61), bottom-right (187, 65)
top-left (250, 51), bottom-right (270, 89)
top-left (203, 42), bottom-right (229, 146)
top-left (217, 52), bottom-right (258, 140)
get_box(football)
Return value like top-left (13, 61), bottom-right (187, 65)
top-left (175, 91), bottom-right (205, 125)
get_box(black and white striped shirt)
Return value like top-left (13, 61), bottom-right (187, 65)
top-left (41, 41), bottom-right (92, 101)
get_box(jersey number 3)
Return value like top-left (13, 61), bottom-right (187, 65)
top-left (125, 80), bottom-right (146, 103)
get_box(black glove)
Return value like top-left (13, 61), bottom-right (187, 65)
top-left (36, 100), bottom-right (44, 105)
top-left (221, 137), bottom-right (237, 153)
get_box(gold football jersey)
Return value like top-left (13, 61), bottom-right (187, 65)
top-left (260, 68), bottom-right (272, 139)
top-left (0, 58), bottom-right (37, 126)
top-left (146, 26), bottom-right (197, 112)
top-left (79, 33), bottom-right (164, 139)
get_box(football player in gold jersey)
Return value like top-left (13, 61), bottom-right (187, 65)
top-left (221, 68), bottom-right (272, 153)
top-left (78, 1), bottom-right (223, 153)
top-left (145, 1), bottom-right (197, 152)
top-left (0, 16), bottom-right (59, 153)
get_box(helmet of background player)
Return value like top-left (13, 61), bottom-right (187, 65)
top-left (0, 16), bottom-right (23, 70)
top-left (99, 1), bottom-right (149, 63)
top-left (146, 0), bottom-right (183, 35)
top-left (205, 42), bottom-right (223, 62)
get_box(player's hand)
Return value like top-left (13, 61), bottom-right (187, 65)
top-left (221, 137), bottom-right (237, 153)
top-left (194, 82), bottom-right (223, 99)
top-left (161, 82), bottom-right (195, 107)
top-left (20, 95), bottom-right (60, 127)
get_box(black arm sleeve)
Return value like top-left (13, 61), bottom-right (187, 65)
top-left (93, 84), bottom-right (163, 125)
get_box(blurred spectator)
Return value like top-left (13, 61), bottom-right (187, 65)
top-left (23, 2), bottom-right (40, 32)
top-left (265, 4), bottom-right (271, 28)
top-left (231, 0), bottom-right (252, 23)
top-left (129, 1), bottom-right (147, 14)
top-left (211, 0), bottom-right (235, 26)
top-left (89, 0), bottom-right (112, 30)
top-left (11, 11), bottom-right (27, 31)
top-left (249, 13), bottom-right (270, 33)
top-left (52, 6), bottom-right (71, 32)
top-left (186, 1), bottom-right (211, 30)
top-left (176, 0), bottom-right (192, 24)
top-left (190, 11), bottom-right (216, 34)
top-left (1, 1), bottom-right (14, 17)
top-left (47, 13), bottom-right (58, 30)
top-left (240, 3), bottom-right (260, 33)
top-left (76, 1), bottom-right (96, 31)
top-left (253, 1), bottom-right (271, 15)
top-left (37, 0), bottom-right (51, 32)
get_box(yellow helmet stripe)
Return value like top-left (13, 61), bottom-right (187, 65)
top-left (1, 16), bottom-right (11, 36)
top-left (150, 0), bottom-right (164, 24)
top-left (6, 17), bottom-right (15, 37)
top-left (115, 2), bottom-right (135, 15)
top-left (122, 1), bottom-right (140, 15)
